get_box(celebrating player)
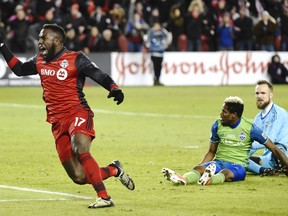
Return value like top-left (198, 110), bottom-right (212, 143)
top-left (162, 96), bottom-right (288, 186)
top-left (0, 24), bottom-right (135, 208)
top-left (247, 80), bottom-right (288, 176)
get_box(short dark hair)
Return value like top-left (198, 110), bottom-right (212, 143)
top-left (43, 23), bottom-right (66, 44)
top-left (257, 80), bottom-right (273, 92)
top-left (224, 96), bottom-right (244, 118)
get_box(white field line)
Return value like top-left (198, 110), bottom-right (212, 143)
top-left (0, 185), bottom-right (94, 200)
top-left (0, 198), bottom-right (69, 202)
top-left (0, 103), bottom-right (215, 119)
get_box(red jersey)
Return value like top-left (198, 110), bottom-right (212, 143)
top-left (36, 49), bottom-right (90, 123)
top-left (17, 48), bottom-right (116, 123)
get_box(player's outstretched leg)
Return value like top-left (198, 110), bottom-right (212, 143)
top-left (88, 197), bottom-right (115, 208)
top-left (197, 163), bottom-right (216, 186)
top-left (109, 160), bottom-right (135, 190)
top-left (162, 168), bottom-right (187, 185)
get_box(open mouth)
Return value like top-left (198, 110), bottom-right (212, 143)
top-left (39, 46), bottom-right (47, 56)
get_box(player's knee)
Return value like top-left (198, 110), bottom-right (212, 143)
top-left (71, 134), bottom-right (91, 155)
top-left (69, 171), bottom-right (86, 185)
top-left (70, 175), bottom-right (86, 185)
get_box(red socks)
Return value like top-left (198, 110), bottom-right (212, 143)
top-left (78, 152), bottom-right (109, 199)
top-left (100, 166), bottom-right (119, 180)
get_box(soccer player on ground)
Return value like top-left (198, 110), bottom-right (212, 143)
top-left (0, 24), bottom-right (135, 208)
top-left (162, 96), bottom-right (288, 186)
top-left (247, 80), bottom-right (288, 176)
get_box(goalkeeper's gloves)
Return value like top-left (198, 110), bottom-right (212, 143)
top-left (107, 86), bottom-right (124, 105)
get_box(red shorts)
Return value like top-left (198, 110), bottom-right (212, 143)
top-left (51, 109), bottom-right (95, 163)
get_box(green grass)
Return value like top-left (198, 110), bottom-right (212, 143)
top-left (0, 85), bottom-right (287, 216)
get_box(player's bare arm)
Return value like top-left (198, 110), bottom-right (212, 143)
top-left (199, 142), bottom-right (218, 164)
top-left (265, 139), bottom-right (288, 167)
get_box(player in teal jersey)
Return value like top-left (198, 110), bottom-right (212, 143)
top-left (162, 96), bottom-right (288, 186)
top-left (248, 80), bottom-right (288, 176)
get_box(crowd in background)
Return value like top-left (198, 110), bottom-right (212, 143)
top-left (1, 0), bottom-right (288, 53)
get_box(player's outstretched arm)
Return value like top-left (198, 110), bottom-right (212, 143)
top-left (0, 32), bottom-right (37, 76)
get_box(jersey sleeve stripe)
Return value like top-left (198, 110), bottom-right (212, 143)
top-left (8, 56), bottom-right (19, 68)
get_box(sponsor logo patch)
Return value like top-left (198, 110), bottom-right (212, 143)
top-left (56, 68), bottom-right (68, 80)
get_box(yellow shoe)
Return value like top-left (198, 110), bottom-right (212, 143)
top-left (88, 197), bottom-right (115, 208)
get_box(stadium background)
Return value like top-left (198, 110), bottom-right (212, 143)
top-left (0, 1), bottom-right (288, 216)
top-left (1, 0), bottom-right (288, 86)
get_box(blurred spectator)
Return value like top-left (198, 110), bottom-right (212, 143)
top-left (35, 0), bottom-right (56, 21)
top-left (125, 11), bottom-right (149, 52)
top-left (7, 5), bottom-right (31, 53)
top-left (280, 1), bottom-right (288, 51)
top-left (64, 24), bottom-right (80, 51)
top-left (149, 7), bottom-right (160, 26)
top-left (89, 6), bottom-right (112, 33)
top-left (234, 7), bottom-right (253, 50)
top-left (60, 0), bottom-right (89, 19)
top-left (126, 0), bottom-right (149, 52)
top-left (217, 12), bottom-right (234, 51)
top-left (150, 0), bottom-right (177, 25)
top-left (28, 8), bottom-right (56, 40)
top-left (210, 0), bottom-right (230, 24)
top-left (63, 3), bottom-right (87, 34)
top-left (0, 0), bottom-right (18, 26)
top-left (210, 0), bottom-right (239, 13)
top-left (0, 20), bottom-right (7, 42)
top-left (140, 0), bottom-right (153, 25)
top-left (109, 3), bottom-right (126, 38)
top-left (260, 0), bottom-right (282, 21)
top-left (1, 0), bottom-right (287, 53)
top-left (99, 29), bottom-right (119, 52)
top-left (185, 1), bottom-right (204, 51)
top-left (83, 26), bottom-right (102, 53)
top-left (205, 0), bottom-right (230, 51)
top-left (77, 24), bottom-right (89, 51)
top-left (143, 21), bottom-right (172, 85)
top-left (166, 4), bottom-right (185, 51)
top-left (230, 5), bottom-right (240, 21)
top-left (267, 54), bottom-right (288, 84)
top-left (253, 10), bottom-right (278, 51)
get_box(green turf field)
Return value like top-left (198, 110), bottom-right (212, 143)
top-left (0, 85), bottom-right (287, 216)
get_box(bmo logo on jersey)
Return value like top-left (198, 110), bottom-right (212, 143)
top-left (41, 69), bottom-right (56, 76)
top-left (56, 68), bottom-right (68, 80)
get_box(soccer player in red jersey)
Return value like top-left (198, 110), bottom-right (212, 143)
top-left (0, 24), bottom-right (135, 208)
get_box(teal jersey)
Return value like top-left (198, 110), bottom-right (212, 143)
top-left (252, 103), bottom-right (288, 154)
top-left (210, 117), bottom-right (268, 167)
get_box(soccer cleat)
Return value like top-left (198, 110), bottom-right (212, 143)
top-left (282, 166), bottom-right (288, 176)
top-left (109, 160), bottom-right (135, 190)
top-left (88, 197), bottom-right (115, 208)
top-left (162, 168), bottom-right (187, 185)
top-left (260, 168), bottom-right (280, 176)
top-left (198, 163), bottom-right (216, 186)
